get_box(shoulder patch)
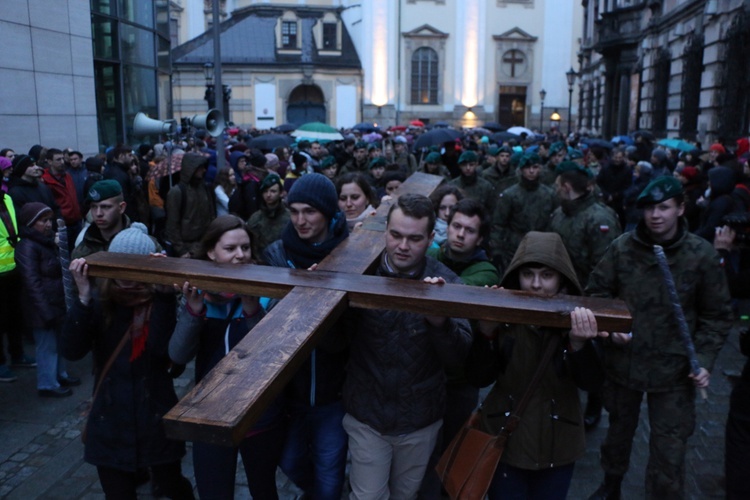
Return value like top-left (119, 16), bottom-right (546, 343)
top-left (599, 225), bottom-right (610, 232)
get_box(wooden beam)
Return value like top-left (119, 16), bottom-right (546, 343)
top-left (84, 252), bottom-right (632, 332)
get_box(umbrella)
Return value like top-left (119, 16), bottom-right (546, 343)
top-left (631, 130), bottom-right (655, 141)
top-left (582, 138), bottom-right (614, 150)
top-left (146, 153), bottom-right (184, 181)
top-left (56, 219), bottom-right (75, 311)
top-left (274, 123), bottom-right (297, 133)
top-left (412, 128), bottom-right (463, 150)
top-left (483, 122), bottom-right (506, 132)
top-left (491, 131), bottom-right (521, 143)
top-left (431, 121), bottom-right (452, 129)
top-left (471, 127), bottom-right (492, 136)
top-left (352, 122), bottom-right (381, 133)
top-left (389, 125), bottom-right (407, 132)
top-left (410, 120), bottom-right (425, 128)
top-left (363, 132), bottom-right (383, 143)
top-left (610, 135), bottom-right (634, 145)
top-left (248, 134), bottom-right (295, 150)
top-left (291, 122), bottom-right (344, 143)
top-left (507, 126), bottom-right (535, 137)
top-left (657, 138), bottom-right (695, 152)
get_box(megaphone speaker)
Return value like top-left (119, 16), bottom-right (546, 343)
top-left (133, 112), bottom-right (176, 136)
top-left (191, 109), bottom-right (226, 137)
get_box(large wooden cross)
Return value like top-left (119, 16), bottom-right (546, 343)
top-left (84, 173), bottom-right (631, 447)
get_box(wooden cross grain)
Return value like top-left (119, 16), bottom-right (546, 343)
top-left (83, 173), bottom-right (632, 446)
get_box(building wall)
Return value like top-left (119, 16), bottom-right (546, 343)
top-left (0, 0), bottom-right (98, 156)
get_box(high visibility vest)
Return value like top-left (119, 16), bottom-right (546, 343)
top-left (0, 195), bottom-right (17, 273)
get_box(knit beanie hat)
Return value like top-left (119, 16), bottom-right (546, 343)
top-left (0, 157), bottom-right (11, 172)
top-left (11, 154), bottom-right (35, 178)
top-left (108, 223), bottom-right (155, 255)
top-left (291, 153), bottom-right (308, 173)
top-left (286, 173), bottom-right (338, 220)
top-left (265, 153), bottom-right (280, 170)
top-left (85, 156), bottom-right (105, 173)
top-left (28, 145), bottom-right (44, 163)
top-left (18, 202), bottom-right (52, 227)
top-left (651, 148), bottom-right (667, 162)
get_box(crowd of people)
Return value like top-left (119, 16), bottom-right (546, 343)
top-left (0, 123), bottom-right (749, 499)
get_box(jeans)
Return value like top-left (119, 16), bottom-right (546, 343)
top-left (33, 326), bottom-right (68, 390)
top-left (280, 401), bottom-right (348, 499)
top-left (0, 269), bottom-right (24, 365)
top-left (193, 424), bottom-right (284, 500)
top-left (487, 462), bottom-right (575, 500)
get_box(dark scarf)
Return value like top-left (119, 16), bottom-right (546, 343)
top-left (110, 283), bottom-right (154, 361)
top-left (282, 213), bottom-right (349, 269)
top-left (461, 174), bottom-right (478, 187)
top-left (560, 192), bottom-right (592, 216)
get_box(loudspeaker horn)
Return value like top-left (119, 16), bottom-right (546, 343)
top-left (191, 109), bottom-right (225, 137)
top-left (133, 112), bottom-right (176, 136)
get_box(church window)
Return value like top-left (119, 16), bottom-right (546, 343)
top-left (411, 47), bottom-right (439, 104)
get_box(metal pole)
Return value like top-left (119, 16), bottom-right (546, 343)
top-left (539, 100), bottom-right (544, 131)
top-left (567, 87), bottom-right (573, 136)
top-left (212, 0), bottom-right (225, 170)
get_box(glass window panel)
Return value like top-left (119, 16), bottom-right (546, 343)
top-left (120, 23), bottom-right (155, 66)
top-left (154, 0), bottom-right (170, 37)
top-left (118, 0), bottom-right (154, 27)
top-left (91, 0), bottom-right (113, 15)
top-left (92, 15), bottom-right (116, 60)
top-left (123, 64), bottom-right (158, 127)
top-left (157, 35), bottom-right (170, 72)
top-left (95, 62), bottom-right (121, 149)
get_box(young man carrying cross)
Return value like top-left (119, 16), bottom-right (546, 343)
top-left (342, 193), bottom-right (472, 499)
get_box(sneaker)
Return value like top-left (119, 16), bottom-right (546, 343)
top-left (0, 365), bottom-right (18, 382)
top-left (58, 375), bottom-right (81, 387)
top-left (11, 355), bottom-right (37, 368)
top-left (38, 387), bottom-right (73, 398)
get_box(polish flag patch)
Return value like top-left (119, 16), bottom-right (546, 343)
top-left (599, 225), bottom-right (610, 232)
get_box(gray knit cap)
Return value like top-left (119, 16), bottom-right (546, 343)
top-left (108, 223), bottom-right (155, 255)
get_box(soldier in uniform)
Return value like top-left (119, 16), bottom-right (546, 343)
top-left (550, 161), bottom-right (622, 429)
top-left (246, 173), bottom-right (289, 264)
top-left (481, 145), bottom-right (517, 200)
top-left (392, 136), bottom-right (418, 176)
top-left (419, 152), bottom-right (452, 181)
top-left (587, 176), bottom-right (733, 500)
top-left (449, 150), bottom-right (495, 216)
top-left (339, 142), bottom-right (369, 176)
top-left (490, 153), bottom-right (557, 272)
top-left (541, 141), bottom-right (567, 185)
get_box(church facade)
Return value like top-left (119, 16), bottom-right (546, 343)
top-left (170, 0), bottom-right (583, 130)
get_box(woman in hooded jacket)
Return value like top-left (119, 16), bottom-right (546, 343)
top-left (466, 231), bottom-right (606, 500)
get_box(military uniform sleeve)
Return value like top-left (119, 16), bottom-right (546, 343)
top-left (490, 191), bottom-right (512, 263)
top-left (693, 247), bottom-right (733, 372)
top-left (585, 240), bottom-right (618, 300)
top-left (587, 212), bottom-right (622, 274)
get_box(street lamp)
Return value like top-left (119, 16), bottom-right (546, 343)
top-left (550, 109), bottom-right (561, 130)
top-left (566, 67), bottom-right (577, 135)
top-left (203, 62), bottom-right (215, 110)
top-left (539, 88), bottom-right (546, 132)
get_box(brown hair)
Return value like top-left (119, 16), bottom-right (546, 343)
top-left (196, 215), bottom-right (253, 260)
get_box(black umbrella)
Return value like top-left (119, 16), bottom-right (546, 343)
top-left (352, 122), bottom-right (381, 133)
top-left (631, 130), bottom-right (655, 141)
top-left (248, 134), bottom-right (295, 151)
top-left (412, 129), bottom-right (463, 150)
top-left (274, 123), bottom-right (297, 133)
top-left (581, 138), bottom-right (614, 150)
top-left (490, 131), bottom-right (520, 143)
top-left (483, 122), bottom-right (506, 132)
top-left (429, 121), bottom-right (452, 129)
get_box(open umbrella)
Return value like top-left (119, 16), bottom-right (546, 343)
top-left (146, 153), bottom-right (183, 181)
top-left (274, 123), bottom-right (297, 133)
top-left (631, 130), bottom-right (655, 141)
top-left (483, 122), bottom-right (506, 132)
top-left (430, 121), bottom-right (452, 129)
top-left (410, 120), bottom-right (425, 128)
top-left (352, 122), bottom-right (381, 133)
top-left (291, 122), bottom-right (344, 143)
top-left (610, 135), bottom-right (634, 146)
top-left (389, 125), bottom-right (407, 132)
top-left (491, 131), bottom-right (521, 143)
top-left (657, 138), bottom-right (695, 153)
top-left (412, 128), bottom-right (463, 151)
top-left (507, 126), bottom-right (535, 137)
top-left (581, 138), bottom-right (614, 150)
top-left (249, 134), bottom-right (295, 151)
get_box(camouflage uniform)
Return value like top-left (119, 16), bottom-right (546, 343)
top-left (490, 180), bottom-right (557, 271)
top-left (549, 191), bottom-right (621, 287)
top-left (449, 175), bottom-right (496, 217)
top-left (481, 164), bottom-right (518, 200)
top-left (586, 220), bottom-right (732, 498)
top-left (247, 204), bottom-right (290, 265)
top-left (339, 158), bottom-right (369, 176)
top-left (394, 151), bottom-right (418, 176)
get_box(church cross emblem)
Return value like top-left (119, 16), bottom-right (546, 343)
top-left (84, 173), bottom-right (631, 446)
top-left (503, 49), bottom-right (525, 78)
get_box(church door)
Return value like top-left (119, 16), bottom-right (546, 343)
top-left (287, 84), bottom-right (326, 124)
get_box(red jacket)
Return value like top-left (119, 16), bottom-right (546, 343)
top-left (42, 169), bottom-right (81, 225)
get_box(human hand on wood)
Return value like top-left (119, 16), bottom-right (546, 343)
top-left (176, 281), bottom-right (204, 315)
top-left (477, 285), bottom-right (504, 339)
top-left (69, 258), bottom-right (92, 305)
top-left (689, 367), bottom-right (710, 388)
top-left (568, 307), bottom-right (606, 351)
top-left (423, 276), bottom-right (447, 327)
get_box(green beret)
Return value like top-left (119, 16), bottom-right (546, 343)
top-left (425, 152), bottom-right (442, 164)
top-left (518, 153), bottom-right (541, 169)
top-left (567, 148), bottom-right (584, 160)
top-left (549, 142), bottom-right (566, 155)
top-left (369, 157), bottom-right (387, 170)
top-left (259, 173), bottom-right (282, 192)
top-left (636, 176), bottom-right (684, 208)
top-left (320, 156), bottom-right (337, 169)
top-left (488, 146), bottom-right (501, 156)
top-left (355, 141), bottom-right (368, 150)
top-left (510, 152), bottom-right (524, 168)
top-left (86, 179), bottom-right (122, 203)
top-left (555, 160), bottom-right (591, 178)
top-left (498, 146), bottom-right (512, 155)
top-left (367, 142), bottom-right (381, 151)
top-left (458, 150), bottom-right (479, 164)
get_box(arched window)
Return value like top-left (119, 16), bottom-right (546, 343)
top-left (411, 47), bottom-right (439, 105)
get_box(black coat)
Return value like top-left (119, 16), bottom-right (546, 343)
top-left (14, 227), bottom-right (65, 329)
top-left (8, 178), bottom-right (60, 217)
top-left (62, 292), bottom-right (185, 471)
